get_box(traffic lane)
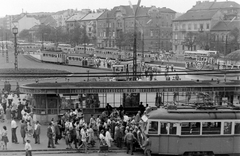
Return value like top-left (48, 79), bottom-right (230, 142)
top-left (0, 51), bottom-right (108, 73)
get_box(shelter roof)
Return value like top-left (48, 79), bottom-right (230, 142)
top-left (21, 80), bottom-right (239, 89)
top-left (225, 49), bottom-right (240, 61)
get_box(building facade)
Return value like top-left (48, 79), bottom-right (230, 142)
top-left (96, 5), bottom-right (176, 52)
top-left (65, 11), bottom-right (89, 31)
top-left (12, 14), bottom-right (40, 33)
top-left (51, 9), bottom-right (76, 27)
top-left (211, 20), bottom-right (240, 55)
top-left (79, 11), bottom-right (105, 46)
top-left (172, 0), bottom-right (240, 54)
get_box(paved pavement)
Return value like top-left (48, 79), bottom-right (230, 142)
top-left (0, 151), bottom-right (144, 156)
top-left (0, 117), bottom-right (123, 152)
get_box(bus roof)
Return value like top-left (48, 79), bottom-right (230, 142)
top-left (148, 108), bottom-right (240, 120)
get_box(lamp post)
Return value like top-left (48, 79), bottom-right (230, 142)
top-left (12, 26), bottom-right (18, 70)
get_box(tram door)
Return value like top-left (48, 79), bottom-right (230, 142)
top-left (123, 93), bottom-right (140, 107)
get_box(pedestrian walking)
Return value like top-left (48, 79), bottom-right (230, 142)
top-left (79, 127), bottom-right (88, 153)
top-left (2, 126), bottom-right (9, 150)
top-left (25, 138), bottom-right (32, 156)
top-left (124, 128), bottom-right (136, 155)
top-left (47, 122), bottom-right (55, 148)
top-left (33, 121), bottom-right (41, 144)
top-left (11, 118), bottom-right (19, 144)
top-left (20, 120), bottom-right (27, 144)
top-left (105, 128), bottom-right (113, 148)
top-left (141, 135), bottom-right (151, 156)
top-left (6, 107), bottom-right (11, 123)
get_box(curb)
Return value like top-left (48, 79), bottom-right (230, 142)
top-left (0, 148), bottom-right (127, 153)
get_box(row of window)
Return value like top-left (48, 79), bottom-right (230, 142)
top-left (43, 54), bottom-right (62, 58)
top-left (174, 23), bottom-right (210, 31)
top-left (148, 121), bottom-right (240, 135)
top-left (68, 57), bottom-right (92, 61)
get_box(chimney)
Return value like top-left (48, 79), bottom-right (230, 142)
top-left (196, 1), bottom-right (201, 5)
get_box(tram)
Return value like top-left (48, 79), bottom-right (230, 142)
top-left (74, 45), bottom-right (155, 62)
top-left (145, 106), bottom-right (240, 156)
top-left (41, 50), bottom-right (94, 67)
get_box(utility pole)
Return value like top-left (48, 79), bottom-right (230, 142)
top-left (141, 29), bottom-right (144, 62)
top-left (5, 33), bottom-right (8, 63)
top-left (84, 24), bottom-right (86, 54)
top-left (1, 30), bottom-right (4, 57)
top-left (130, 0), bottom-right (141, 81)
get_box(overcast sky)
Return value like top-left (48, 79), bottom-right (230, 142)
top-left (0, 0), bottom-right (229, 17)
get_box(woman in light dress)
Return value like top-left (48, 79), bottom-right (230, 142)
top-left (105, 128), bottom-right (113, 147)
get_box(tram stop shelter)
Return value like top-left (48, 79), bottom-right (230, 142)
top-left (20, 80), bottom-right (240, 123)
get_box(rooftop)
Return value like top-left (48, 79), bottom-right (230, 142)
top-left (81, 12), bottom-right (105, 21)
top-left (66, 12), bottom-right (88, 22)
top-left (173, 10), bottom-right (219, 21)
top-left (190, 0), bottom-right (240, 11)
top-left (211, 20), bottom-right (240, 31)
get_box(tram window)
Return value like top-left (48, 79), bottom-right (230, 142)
top-left (181, 122), bottom-right (200, 135)
top-left (234, 122), bottom-right (240, 134)
top-left (148, 121), bottom-right (158, 134)
top-left (160, 122), bottom-right (177, 135)
top-left (202, 122), bottom-right (221, 135)
top-left (224, 122), bottom-right (232, 134)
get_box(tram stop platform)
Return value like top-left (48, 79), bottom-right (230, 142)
top-left (0, 119), bottom-right (124, 153)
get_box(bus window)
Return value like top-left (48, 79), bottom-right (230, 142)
top-left (160, 122), bottom-right (177, 135)
top-left (234, 122), bottom-right (240, 134)
top-left (181, 122), bottom-right (200, 135)
top-left (202, 122), bottom-right (221, 135)
top-left (148, 121), bottom-right (158, 134)
top-left (224, 122), bottom-right (232, 134)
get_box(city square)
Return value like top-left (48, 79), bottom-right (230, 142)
top-left (0, 0), bottom-right (240, 156)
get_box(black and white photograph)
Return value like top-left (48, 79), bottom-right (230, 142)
top-left (0, 0), bottom-right (239, 155)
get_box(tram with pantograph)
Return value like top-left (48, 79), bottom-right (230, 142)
top-left (145, 105), bottom-right (240, 156)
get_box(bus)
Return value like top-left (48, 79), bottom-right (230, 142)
top-left (184, 50), bottom-right (218, 60)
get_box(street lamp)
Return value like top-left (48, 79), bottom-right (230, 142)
top-left (12, 26), bottom-right (18, 70)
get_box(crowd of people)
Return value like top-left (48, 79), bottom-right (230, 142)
top-left (44, 102), bottom-right (152, 155)
top-left (0, 88), bottom-right (152, 156)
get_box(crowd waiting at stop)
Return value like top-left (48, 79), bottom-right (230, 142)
top-left (0, 90), bottom-right (151, 156)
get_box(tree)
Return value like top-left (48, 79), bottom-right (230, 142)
top-left (35, 24), bottom-right (52, 42)
top-left (0, 27), bottom-right (13, 41)
top-left (229, 27), bottom-right (240, 51)
top-left (115, 30), bottom-right (141, 51)
top-left (195, 32), bottom-right (214, 50)
top-left (19, 29), bottom-right (32, 42)
top-left (183, 32), bottom-right (196, 51)
top-left (115, 30), bottom-right (124, 50)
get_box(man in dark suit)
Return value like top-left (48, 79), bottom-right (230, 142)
top-left (34, 121), bottom-right (41, 144)
top-left (47, 122), bottom-right (55, 148)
